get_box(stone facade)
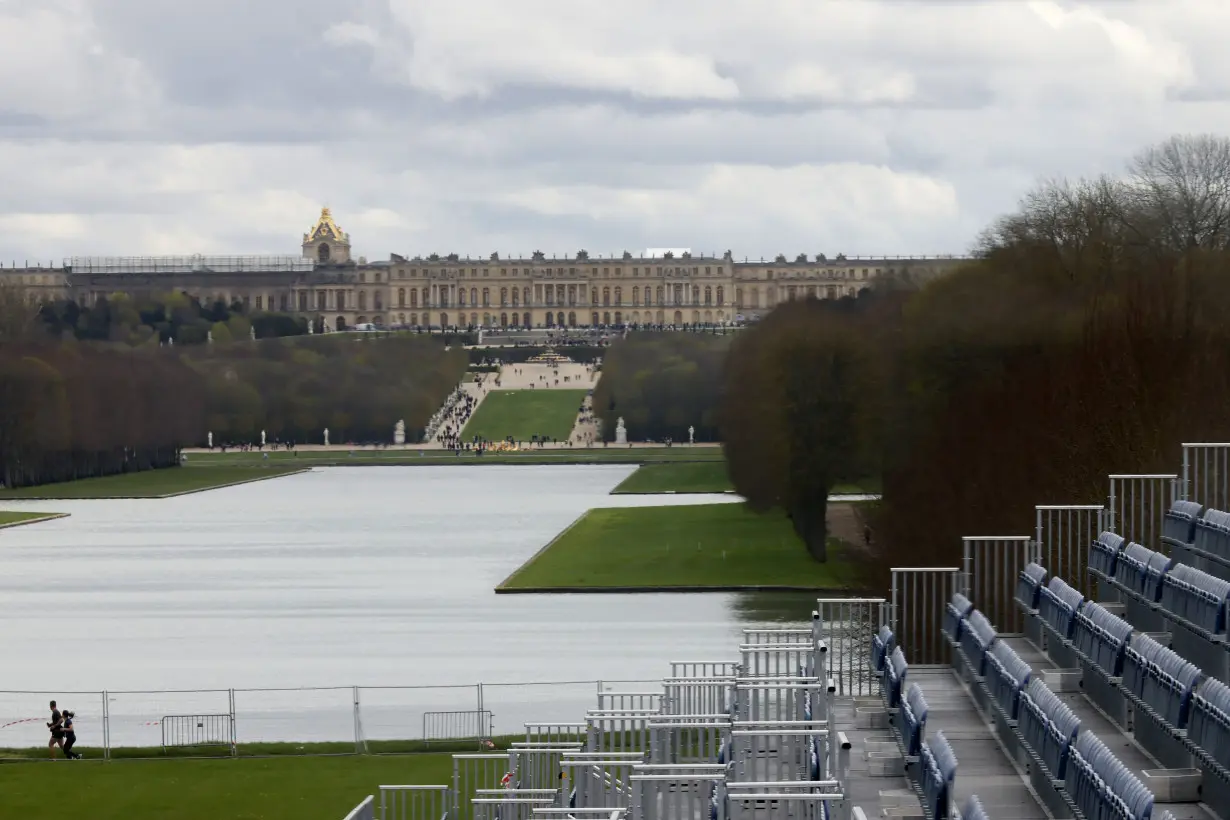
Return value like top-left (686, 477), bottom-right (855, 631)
top-left (0, 209), bottom-right (970, 330)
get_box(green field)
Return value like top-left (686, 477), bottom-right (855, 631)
top-left (612, 461), bottom-right (734, 493)
top-left (0, 752), bottom-right (453, 820)
top-left (0, 511), bottom-right (65, 527)
top-left (0, 466), bottom-right (304, 500)
top-left (499, 502), bottom-right (857, 591)
top-left (611, 462), bottom-right (882, 495)
top-left (461, 389), bottom-right (589, 442)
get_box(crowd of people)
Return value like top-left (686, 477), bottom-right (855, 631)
top-left (434, 389), bottom-right (480, 449)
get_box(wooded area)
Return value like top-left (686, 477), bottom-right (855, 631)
top-left (592, 332), bottom-right (729, 443)
top-left (0, 287), bottom-right (467, 487)
top-left (595, 134), bottom-right (1230, 584)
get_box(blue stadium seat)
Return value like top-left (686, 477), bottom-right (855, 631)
top-left (886, 645), bottom-right (909, 709)
top-left (1072, 601), bottom-right (1134, 677)
top-left (1089, 531), bottom-right (1126, 578)
top-left (1140, 643), bottom-right (1203, 730)
top-left (1160, 563), bottom-right (1230, 635)
top-left (1189, 676), bottom-right (1230, 771)
top-left (985, 641), bottom-right (1031, 721)
top-left (1194, 508), bottom-right (1230, 563)
top-left (1122, 633), bottom-right (1169, 703)
top-left (1113, 542), bottom-right (1174, 603)
top-left (945, 593), bottom-right (974, 642)
top-left (920, 731), bottom-right (957, 820)
top-left (1162, 500), bottom-right (1203, 549)
top-left (960, 610), bottom-right (997, 677)
top-left (809, 734), bottom-right (822, 780)
top-left (872, 625), bottom-right (895, 674)
top-left (1016, 562), bottom-right (1049, 610)
top-left (962, 795), bottom-right (988, 820)
top-left (1038, 576), bottom-right (1085, 641)
top-left (895, 682), bottom-right (928, 757)
top-left (1065, 730), bottom-right (1154, 820)
top-left (1018, 677), bottom-right (1081, 779)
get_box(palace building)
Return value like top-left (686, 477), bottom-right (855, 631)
top-left (0, 208), bottom-right (969, 330)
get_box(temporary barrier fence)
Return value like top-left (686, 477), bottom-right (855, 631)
top-left (628, 770), bottom-right (727, 820)
top-left (596, 693), bottom-right (662, 712)
top-left (1035, 505), bottom-right (1104, 596)
top-left (1107, 474), bottom-right (1177, 550)
top-left (560, 757), bottom-right (638, 807)
top-left (646, 715), bottom-right (731, 763)
top-left (890, 569), bottom-right (960, 665)
top-left (739, 644), bottom-right (822, 679)
top-left (815, 598), bottom-right (889, 697)
top-left (452, 752), bottom-right (516, 819)
top-left (725, 783), bottom-right (849, 820)
top-left (730, 721), bottom-right (834, 782)
top-left (735, 680), bottom-right (832, 724)
top-left (379, 785), bottom-right (451, 820)
top-left (743, 628), bottom-right (815, 645)
top-left (1182, 443), bottom-right (1230, 510)
top-left (961, 537), bottom-right (1038, 633)
top-left (525, 723), bottom-right (587, 745)
top-left (161, 713), bottom-right (236, 755)
top-left (423, 710), bottom-right (493, 743)
top-left (670, 662), bottom-right (740, 679)
top-left (586, 711), bottom-right (655, 755)
top-left (662, 677), bottom-right (735, 716)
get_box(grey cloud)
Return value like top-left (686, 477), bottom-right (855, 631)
top-left (1, 0), bottom-right (1228, 261)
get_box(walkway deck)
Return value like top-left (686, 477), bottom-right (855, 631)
top-left (838, 666), bottom-right (1048, 820)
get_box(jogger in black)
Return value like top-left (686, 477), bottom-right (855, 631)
top-left (47, 700), bottom-right (63, 759)
top-left (60, 710), bottom-right (80, 759)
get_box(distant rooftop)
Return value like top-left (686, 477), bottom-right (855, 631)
top-left (68, 255), bottom-right (316, 274)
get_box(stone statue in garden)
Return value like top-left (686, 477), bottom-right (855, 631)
top-left (688, 425), bottom-right (695, 445)
top-left (394, 420), bottom-right (406, 445)
top-left (250, 326), bottom-right (257, 341)
top-left (207, 431), bottom-right (213, 449)
top-left (323, 428), bottom-right (330, 447)
top-left (615, 417), bottom-right (627, 445)
top-left (260, 430), bottom-right (266, 448)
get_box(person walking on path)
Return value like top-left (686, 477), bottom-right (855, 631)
top-left (60, 710), bottom-right (81, 759)
top-left (47, 700), bottom-right (64, 759)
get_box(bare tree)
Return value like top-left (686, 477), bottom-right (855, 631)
top-left (1125, 134), bottom-right (1230, 251)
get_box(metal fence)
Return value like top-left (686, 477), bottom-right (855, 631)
top-left (0, 679), bottom-right (660, 759)
top-left (961, 537), bottom-right (1037, 633)
top-left (1035, 505), bottom-right (1104, 596)
top-left (814, 598), bottom-right (887, 697)
top-left (1181, 443), bottom-right (1230, 511)
top-left (890, 568), bottom-right (959, 665)
top-left (1107, 474), bottom-right (1177, 550)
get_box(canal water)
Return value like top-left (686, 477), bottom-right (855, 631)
top-left (0, 466), bottom-right (822, 747)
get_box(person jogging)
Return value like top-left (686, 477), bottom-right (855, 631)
top-left (60, 710), bottom-right (80, 759)
top-left (47, 700), bottom-right (64, 759)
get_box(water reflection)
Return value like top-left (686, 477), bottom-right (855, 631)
top-left (0, 466), bottom-right (814, 696)
top-left (731, 591), bottom-right (821, 624)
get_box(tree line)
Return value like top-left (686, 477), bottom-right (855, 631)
top-left (592, 332), bottom-right (730, 442)
top-left (595, 134), bottom-right (1230, 584)
top-left (0, 287), bottom-right (467, 487)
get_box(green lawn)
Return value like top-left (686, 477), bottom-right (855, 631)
top-left (499, 502), bottom-right (857, 591)
top-left (612, 461), bottom-right (734, 493)
top-left (0, 752), bottom-right (453, 820)
top-left (611, 462), bottom-right (882, 495)
top-left (0, 511), bottom-right (65, 527)
top-left (0, 466), bottom-right (304, 500)
top-left (461, 389), bottom-right (590, 442)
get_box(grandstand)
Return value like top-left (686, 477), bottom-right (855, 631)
top-left (343, 444), bottom-right (1230, 820)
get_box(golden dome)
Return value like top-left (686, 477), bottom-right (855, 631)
top-left (307, 207), bottom-right (345, 242)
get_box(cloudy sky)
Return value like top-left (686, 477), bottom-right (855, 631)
top-left (1, 0), bottom-right (1226, 264)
